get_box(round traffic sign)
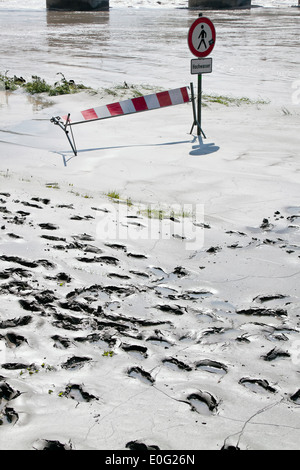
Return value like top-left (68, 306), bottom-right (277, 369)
top-left (188, 17), bottom-right (216, 58)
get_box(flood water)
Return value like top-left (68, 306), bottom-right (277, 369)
top-left (0, 1), bottom-right (299, 104)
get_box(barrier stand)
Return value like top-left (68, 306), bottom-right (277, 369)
top-left (51, 86), bottom-right (191, 156)
top-left (51, 113), bottom-right (78, 156)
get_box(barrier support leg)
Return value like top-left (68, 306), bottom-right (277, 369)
top-left (50, 114), bottom-right (78, 156)
top-left (189, 81), bottom-right (206, 139)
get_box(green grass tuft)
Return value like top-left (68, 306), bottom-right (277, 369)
top-left (0, 71), bottom-right (90, 96)
top-left (106, 190), bottom-right (120, 200)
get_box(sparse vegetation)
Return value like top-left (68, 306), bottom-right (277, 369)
top-left (100, 82), bottom-right (164, 99)
top-left (0, 71), bottom-right (22, 91)
top-left (106, 190), bottom-right (120, 200)
top-left (138, 206), bottom-right (191, 220)
top-left (24, 76), bottom-right (52, 95)
top-left (69, 188), bottom-right (93, 199)
top-left (19, 363), bottom-right (55, 377)
top-left (1, 71), bottom-right (268, 111)
top-left (143, 207), bottom-right (165, 220)
top-left (0, 71), bottom-right (89, 96)
top-left (0, 169), bottom-right (10, 179)
top-left (202, 93), bottom-right (269, 107)
top-left (102, 350), bottom-right (114, 357)
top-left (46, 183), bottom-right (60, 190)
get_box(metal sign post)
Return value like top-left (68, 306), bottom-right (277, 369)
top-left (197, 74), bottom-right (204, 138)
top-left (188, 15), bottom-right (216, 138)
top-left (189, 80), bottom-right (205, 138)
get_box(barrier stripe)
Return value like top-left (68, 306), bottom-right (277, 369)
top-left (157, 91), bottom-right (172, 107)
top-left (120, 99), bottom-right (136, 114)
top-left (132, 96), bottom-right (148, 113)
top-left (107, 102), bottom-right (124, 116)
top-left (144, 94), bottom-right (160, 110)
top-left (180, 87), bottom-right (189, 103)
top-left (61, 86), bottom-right (190, 125)
top-left (81, 108), bottom-right (98, 120)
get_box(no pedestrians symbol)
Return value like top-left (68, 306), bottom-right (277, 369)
top-left (188, 17), bottom-right (216, 58)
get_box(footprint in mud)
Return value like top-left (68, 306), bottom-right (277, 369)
top-left (1, 362), bottom-right (30, 370)
top-left (173, 266), bottom-right (189, 278)
top-left (154, 286), bottom-right (179, 299)
top-left (127, 252), bottom-right (148, 259)
top-left (19, 299), bottom-right (43, 312)
top-left (46, 272), bottom-right (72, 284)
top-left (206, 246), bottom-right (222, 254)
top-left (156, 304), bottom-right (187, 316)
top-left (72, 233), bottom-right (95, 242)
top-left (178, 289), bottom-right (214, 301)
top-left (0, 206), bottom-right (11, 214)
top-left (0, 382), bottom-right (21, 404)
top-left (31, 197), bottom-right (50, 206)
top-left (121, 343), bottom-right (148, 359)
top-left (32, 439), bottom-right (72, 450)
top-left (105, 243), bottom-right (127, 252)
top-left (0, 315), bottom-right (32, 329)
top-left (236, 307), bottom-right (287, 318)
top-left (62, 384), bottom-right (98, 403)
top-left (2, 280), bottom-right (33, 297)
top-left (41, 235), bottom-right (67, 242)
top-left (261, 347), bottom-right (290, 362)
top-left (162, 357), bottom-right (192, 372)
top-left (0, 255), bottom-right (39, 268)
top-left (148, 266), bottom-right (168, 280)
top-left (1, 332), bottom-right (28, 348)
top-left (38, 223), bottom-right (59, 231)
top-left (7, 233), bottom-right (22, 239)
top-left (186, 390), bottom-right (218, 415)
top-left (59, 300), bottom-right (96, 315)
top-left (108, 273), bottom-right (131, 280)
top-left (195, 359), bottom-right (228, 376)
top-left (260, 218), bottom-right (274, 231)
top-left (34, 290), bottom-right (57, 306)
top-left (3, 267), bottom-right (32, 279)
top-left (61, 356), bottom-right (92, 370)
top-left (127, 366), bottom-right (155, 385)
top-left (253, 294), bottom-right (287, 304)
top-left (21, 200), bottom-right (43, 209)
top-left (290, 389), bottom-right (300, 405)
top-left (75, 333), bottom-right (115, 349)
top-left (0, 406), bottom-right (19, 425)
top-left (126, 440), bottom-right (160, 451)
top-left (129, 270), bottom-right (150, 278)
top-left (52, 312), bottom-right (86, 331)
top-left (146, 335), bottom-right (171, 349)
top-left (221, 443), bottom-right (241, 451)
top-left (239, 377), bottom-right (277, 394)
top-left (70, 215), bottom-right (94, 221)
top-left (52, 335), bottom-right (72, 349)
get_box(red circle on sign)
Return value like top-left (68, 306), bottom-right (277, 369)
top-left (188, 17), bottom-right (216, 58)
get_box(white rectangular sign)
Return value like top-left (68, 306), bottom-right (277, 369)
top-left (191, 58), bottom-right (212, 75)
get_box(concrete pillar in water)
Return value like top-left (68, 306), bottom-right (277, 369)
top-left (46, 0), bottom-right (109, 10)
top-left (188, 0), bottom-right (251, 8)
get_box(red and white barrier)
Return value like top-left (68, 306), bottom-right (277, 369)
top-left (51, 86), bottom-right (191, 156)
top-left (61, 86), bottom-right (190, 125)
